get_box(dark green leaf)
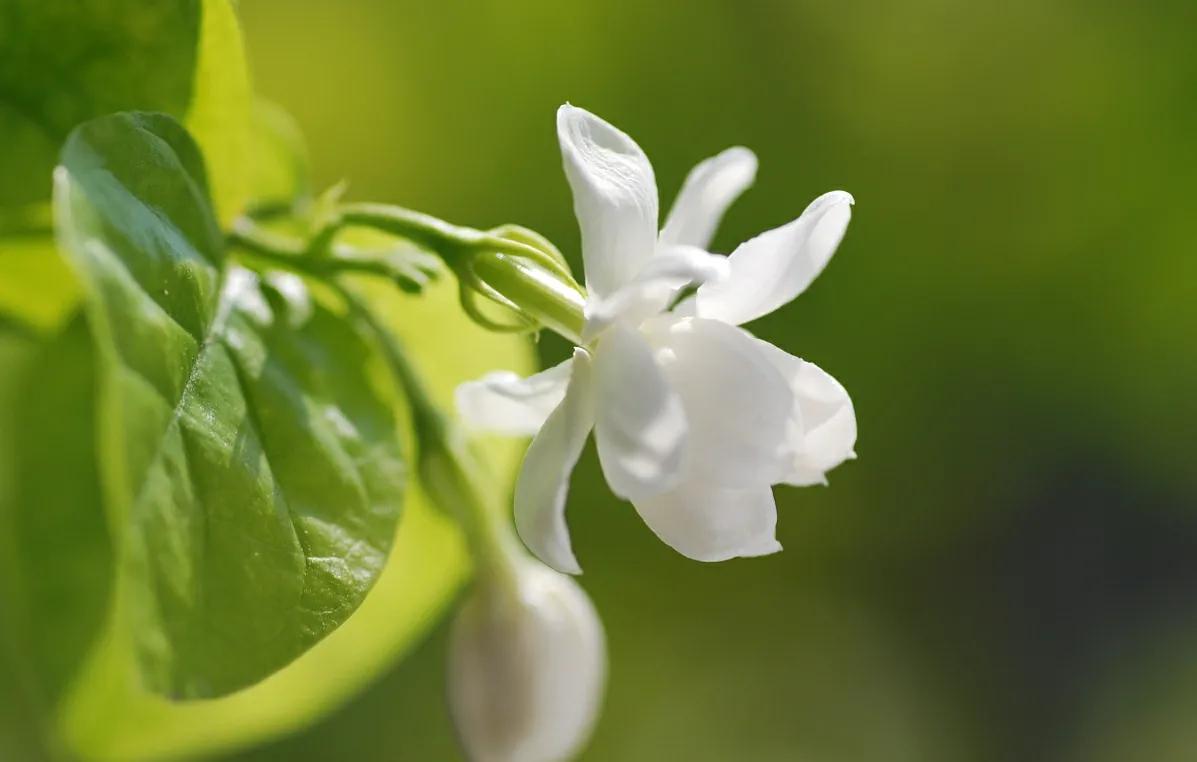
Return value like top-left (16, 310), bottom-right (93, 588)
top-left (0, 654), bottom-right (51, 762)
top-left (0, 1), bottom-right (198, 207)
top-left (0, 0), bottom-right (250, 216)
top-left (0, 319), bottom-right (60, 762)
top-left (53, 111), bottom-right (406, 698)
top-left (3, 315), bottom-right (110, 703)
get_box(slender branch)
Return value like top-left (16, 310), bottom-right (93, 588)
top-left (337, 203), bottom-right (583, 290)
top-left (226, 203), bottom-right (587, 344)
top-left (337, 285), bottom-right (521, 590)
top-left (227, 217), bottom-right (438, 292)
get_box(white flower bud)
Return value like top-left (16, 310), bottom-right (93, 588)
top-left (448, 560), bottom-right (606, 762)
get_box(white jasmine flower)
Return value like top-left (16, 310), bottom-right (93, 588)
top-left (457, 105), bottom-right (856, 573)
top-left (448, 560), bottom-right (606, 762)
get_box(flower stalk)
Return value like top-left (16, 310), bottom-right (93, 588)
top-left (337, 286), bottom-right (522, 592)
top-left (228, 203), bottom-right (587, 343)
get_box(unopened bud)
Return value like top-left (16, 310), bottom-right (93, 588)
top-left (448, 560), bottom-right (606, 762)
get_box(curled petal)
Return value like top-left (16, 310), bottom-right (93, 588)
top-left (592, 324), bottom-right (687, 501)
top-left (558, 104), bottom-right (659, 299)
top-left (645, 317), bottom-right (793, 488)
top-left (752, 339), bottom-right (857, 486)
top-left (582, 244), bottom-right (728, 341)
top-left (633, 481), bottom-right (781, 561)
top-left (456, 358), bottom-right (574, 436)
top-left (696, 190), bottom-right (854, 325)
top-left (514, 349), bottom-right (595, 574)
top-left (660, 146), bottom-right (758, 250)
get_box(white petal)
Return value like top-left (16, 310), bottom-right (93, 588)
top-left (752, 339), bottom-right (857, 486)
top-left (581, 244), bottom-right (728, 341)
top-left (456, 359), bottom-right (574, 436)
top-left (633, 481), bottom-right (781, 561)
top-left (557, 104), bottom-right (658, 299)
top-left (695, 190), bottom-right (854, 325)
top-left (448, 560), bottom-right (606, 762)
top-left (514, 350), bottom-right (594, 575)
top-left (659, 146), bottom-right (758, 250)
top-left (592, 324), bottom-right (687, 501)
top-left (645, 317), bottom-right (793, 488)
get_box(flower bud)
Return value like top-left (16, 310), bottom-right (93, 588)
top-left (448, 560), bottom-right (606, 762)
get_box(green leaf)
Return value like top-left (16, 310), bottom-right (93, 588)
top-left (46, 115), bottom-right (534, 757)
top-left (0, 0), bottom-right (250, 218)
top-left (0, 235), bottom-right (79, 333)
top-left (53, 111), bottom-right (406, 698)
top-left (1, 315), bottom-right (110, 705)
top-left (0, 0), bottom-right (193, 207)
top-left (0, 320), bottom-right (59, 762)
top-left (0, 652), bottom-right (52, 762)
top-left (247, 99), bottom-right (312, 209)
top-left (185, 0), bottom-right (253, 223)
top-left (57, 261), bottom-right (536, 762)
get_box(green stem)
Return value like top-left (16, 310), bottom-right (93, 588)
top-left (337, 287), bottom-right (521, 590)
top-left (229, 218), bottom-right (436, 292)
top-left (228, 217), bottom-right (305, 258)
top-left (228, 206), bottom-right (588, 345)
top-left (336, 203), bottom-right (485, 258)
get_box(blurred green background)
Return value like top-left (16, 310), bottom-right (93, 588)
top-left (207, 0), bottom-right (1196, 760)
top-left (5, 0), bottom-right (1194, 760)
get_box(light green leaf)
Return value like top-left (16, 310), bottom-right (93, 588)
top-left (0, 0), bottom-right (250, 218)
top-left (53, 111), bottom-right (406, 698)
top-left (0, 235), bottom-right (80, 333)
top-left (247, 99), bottom-right (312, 209)
top-left (185, 0), bottom-right (253, 223)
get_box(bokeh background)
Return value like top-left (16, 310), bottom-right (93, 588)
top-left (197, 0), bottom-right (1195, 759)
